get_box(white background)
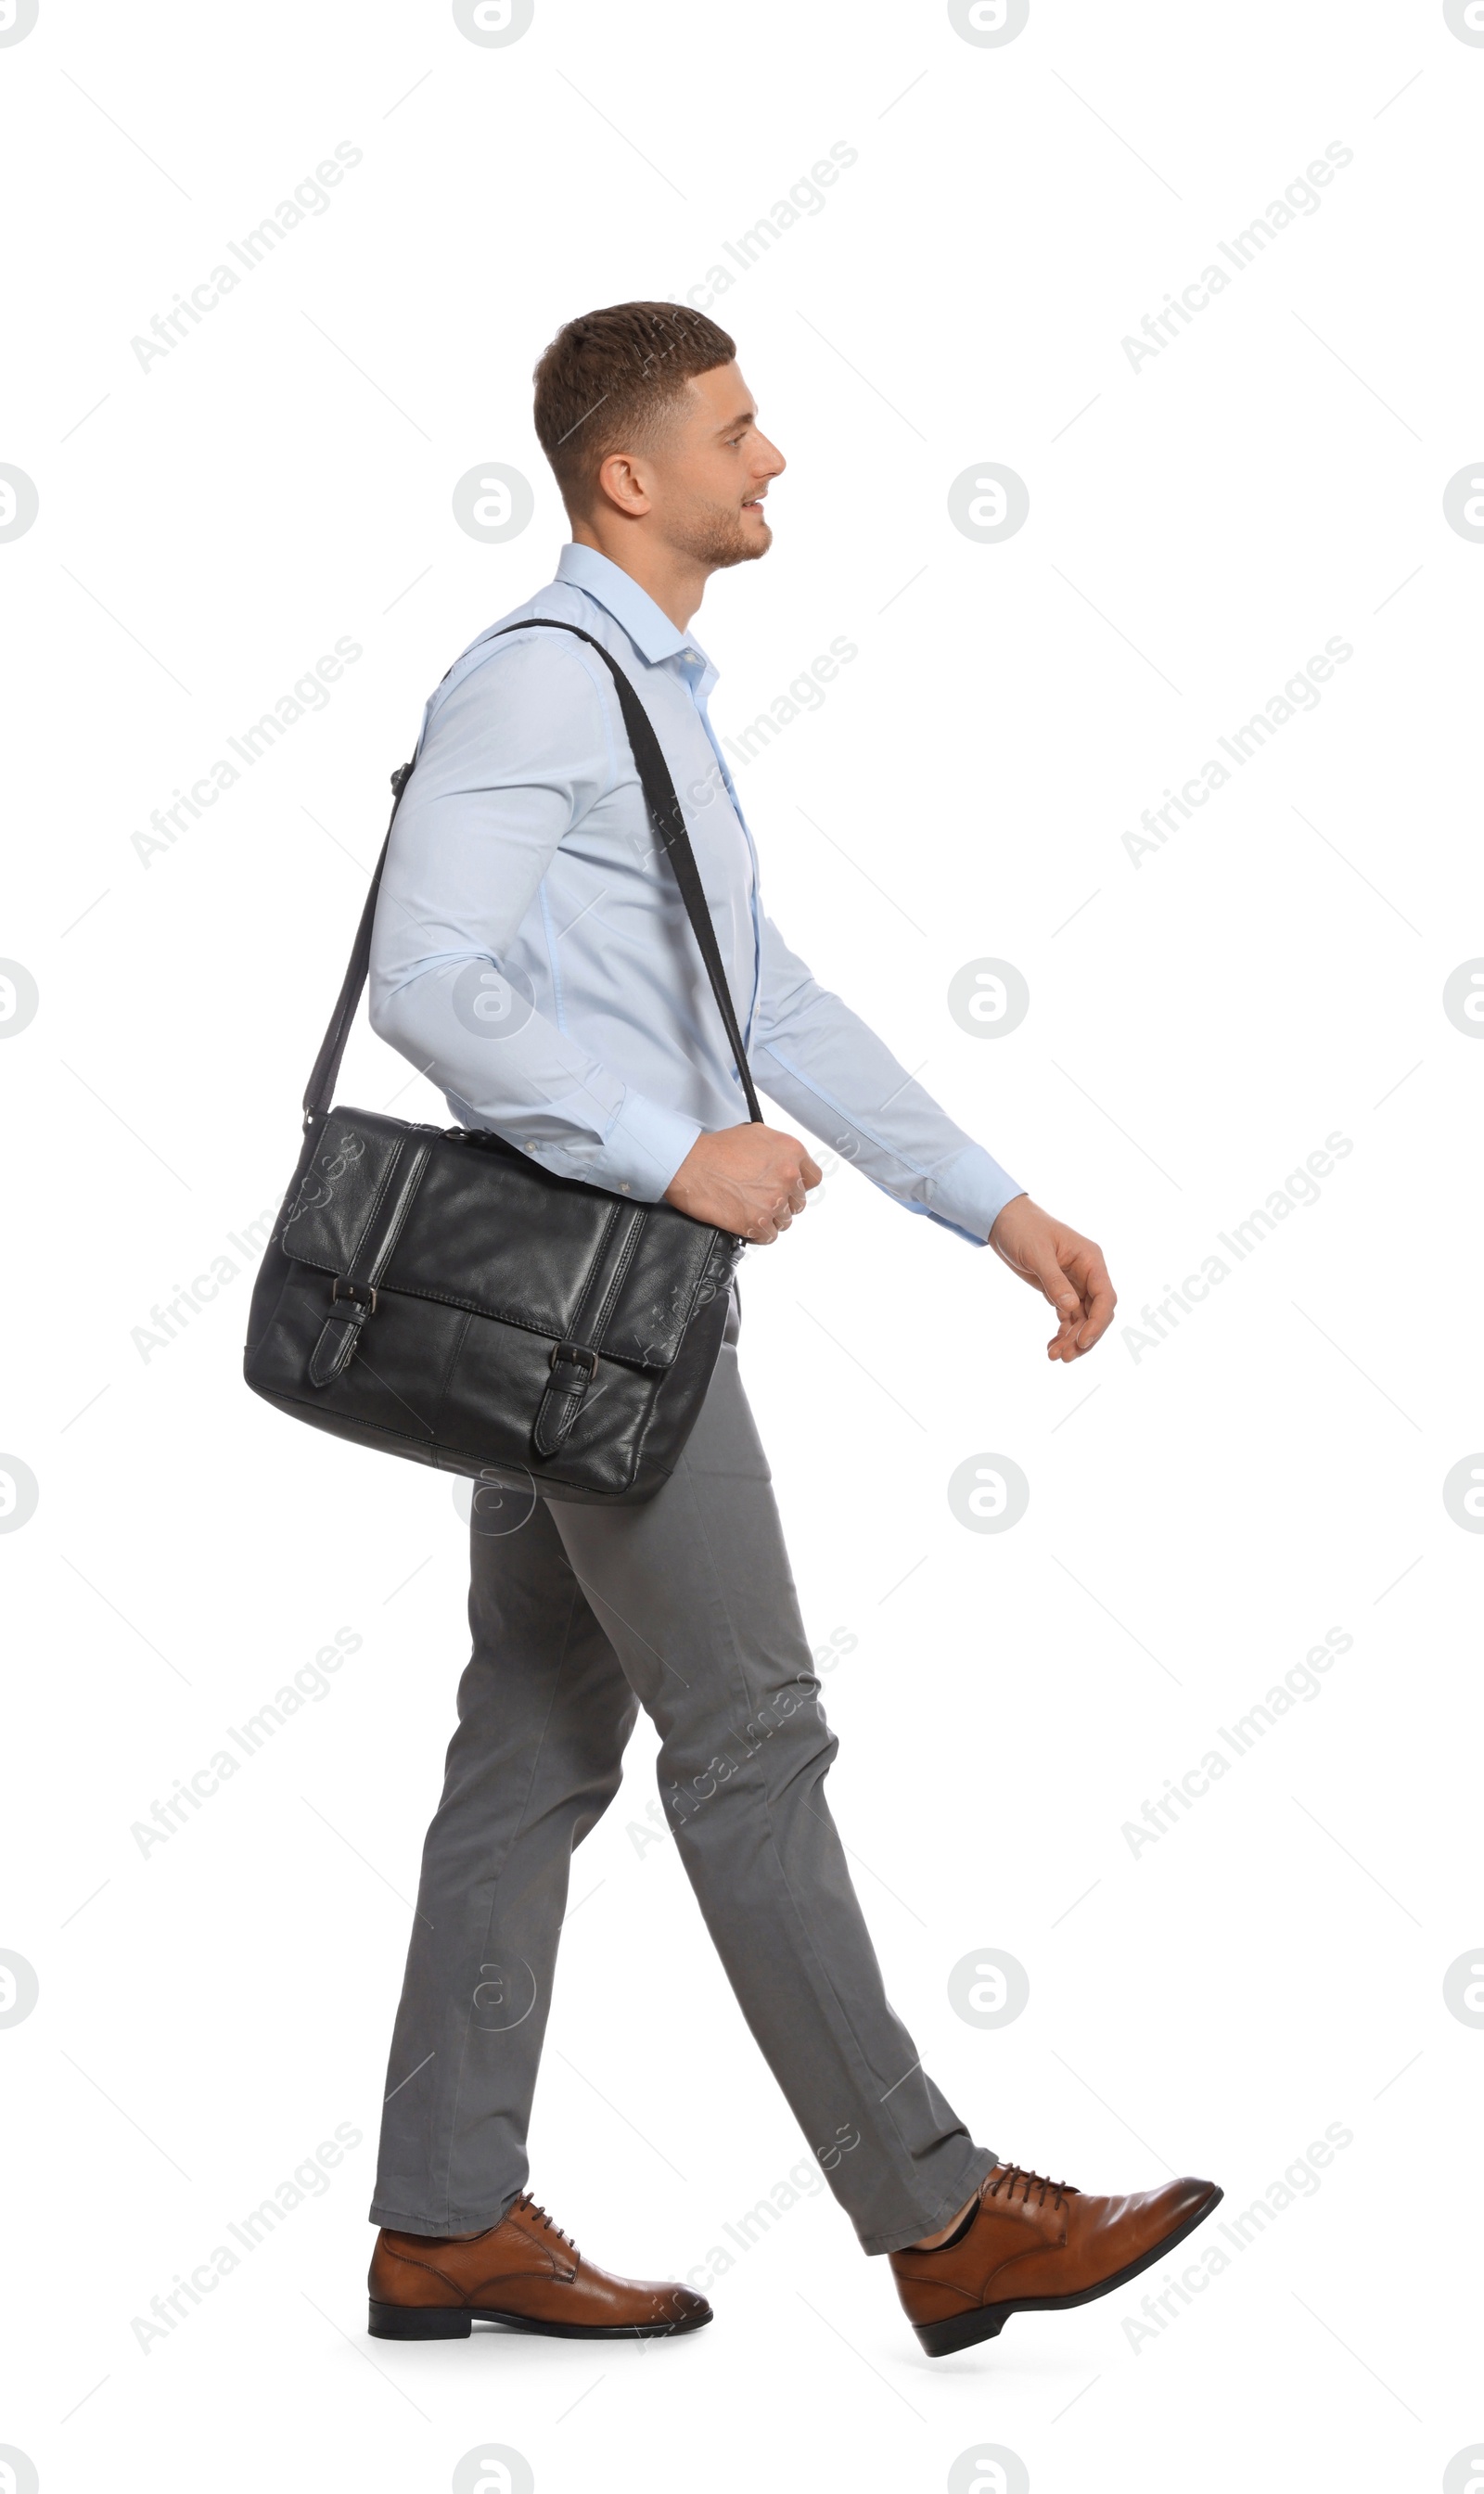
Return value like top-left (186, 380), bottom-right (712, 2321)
top-left (2, 3), bottom-right (1481, 2489)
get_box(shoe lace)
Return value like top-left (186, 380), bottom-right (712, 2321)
top-left (515, 2192), bottom-right (577, 2251)
top-left (987, 2163), bottom-right (1073, 2211)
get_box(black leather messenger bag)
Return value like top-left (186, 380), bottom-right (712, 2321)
top-left (243, 620), bottom-right (759, 1506)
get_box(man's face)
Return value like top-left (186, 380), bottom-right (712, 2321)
top-left (628, 363), bottom-right (786, 569)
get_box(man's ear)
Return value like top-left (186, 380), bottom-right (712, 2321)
top-left (595, 451), bottom-right (651, 518)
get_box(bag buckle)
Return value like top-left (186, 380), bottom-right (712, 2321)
top-left (332, 1277), bottom-right (377, 1313)
top-left (550, 1341), bottom-right (596, 1375)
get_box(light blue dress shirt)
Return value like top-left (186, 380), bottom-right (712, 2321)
top-left (368, 544), bottom-right (1022, 1244)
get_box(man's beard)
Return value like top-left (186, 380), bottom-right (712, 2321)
top-left (669, 497), bottom-right (772, 570)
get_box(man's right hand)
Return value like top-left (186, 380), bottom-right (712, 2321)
top-left (663, 1122), bottom-right (821, 1243)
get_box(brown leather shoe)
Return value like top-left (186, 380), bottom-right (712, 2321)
top-left (889, 2162), bottom-right (1222, 2357)
top-left (368, 2193), bottom-right (711, 2342)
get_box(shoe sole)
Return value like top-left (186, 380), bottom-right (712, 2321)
top-left (914, 2184), bottom-right (1224, 2358)
top-left (367, 2297), bottom-right (711, 2343)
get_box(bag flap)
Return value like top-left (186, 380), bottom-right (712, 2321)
top-left (276, 1110), bottom-right (736, 1368)
top-left (276, 1110), bottom-right (436, 1276)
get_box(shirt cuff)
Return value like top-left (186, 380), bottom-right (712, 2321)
top-left (922, 1144), bottom-right (1026, 1245)
top-left (596, 1090), bottom-right (705, 1202)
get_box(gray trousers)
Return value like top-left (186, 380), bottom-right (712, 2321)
top-left (370, 1294), bottom-right (995, 2257)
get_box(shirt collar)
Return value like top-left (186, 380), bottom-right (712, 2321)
top-left (555, 542), bottom-right (715, 683)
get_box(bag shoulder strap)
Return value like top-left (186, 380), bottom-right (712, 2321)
top-left (302, 617), bottom-right (763, 1131)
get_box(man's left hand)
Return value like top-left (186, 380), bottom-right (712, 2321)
top-left (987, 1195), bottom-right (1117, 1362)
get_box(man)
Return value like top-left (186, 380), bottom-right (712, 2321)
top-left (363, 301), bottom-right (1220, 2358)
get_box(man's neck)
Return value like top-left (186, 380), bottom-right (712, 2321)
top-left (569, 520), bottom-right (707, 633)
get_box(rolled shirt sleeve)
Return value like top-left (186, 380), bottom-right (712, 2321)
top-left (749, 913), bottom-right (1024, 1246)
top-left (367, 633), bottom-right (702, 1201)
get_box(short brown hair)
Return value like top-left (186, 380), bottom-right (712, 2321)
top-left (532, 301), bottom-right (736, 515)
